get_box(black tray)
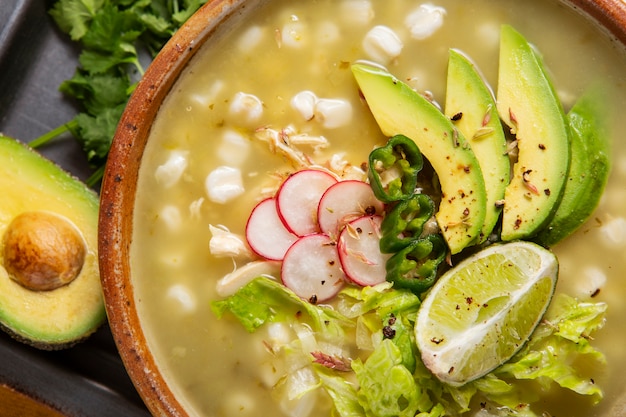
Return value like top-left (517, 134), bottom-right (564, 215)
top-left (0, 1), bottom-right (151, 415)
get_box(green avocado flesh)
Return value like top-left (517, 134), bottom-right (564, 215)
top-left (534, 85), bottom-right (612, 247)
top-left (445, 49), bottom-right (510, 244)
top-left (497, 25), bottom-right (570, 241)
top-left (352, 63), bottom-right (487, 254)
top-left (0, 135), bottom-right (105, 349)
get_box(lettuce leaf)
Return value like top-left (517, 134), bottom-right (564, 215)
top-left (315, 367), bottom-right (365, 417)
top-left (352, 338), bottom-right (432, 417)
top-left (338, 283), bottom-right (421, 372)
top-left (492, 294), bottom-right (606, 401)
top-left (337, 281), bottom-right (421, 318)
top-left (211, 277), bottom-right (352, 342)
top-left (212, 278), bottom-right (608, 417)
top-left (383, 311), bottom-right (417, 373)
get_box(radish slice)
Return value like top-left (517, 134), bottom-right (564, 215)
top-left (246, 198), bottom-right (298, 260)
top-left (318, 180), bottom-right (385, 237)
top-left (338, 215), bottom-right (390, 287)
top-left (281, 234), bottom-right (345, 303)
top-left (276, 169), bottom-right (338, 236)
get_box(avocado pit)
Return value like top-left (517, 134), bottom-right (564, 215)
top-left (3, 211), bottom-right (86, 291)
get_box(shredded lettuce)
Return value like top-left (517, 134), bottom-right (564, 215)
top-left (352, 339), bottom-right (430, 417)
top-left (316, 367), bottom-right (365, 417)
top-left (337, 281), bottom-right (421, 318)
top-left (211, 277), bottom-right (352, 342)
top-left (384, 311), bottom-right (417, 373)
top-left (212, 277), bottom-right (607, 417)
top-left (492, 294), bottom-right (606, 401)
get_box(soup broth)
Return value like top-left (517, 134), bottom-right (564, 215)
top-left (131, 0), bottom-right (626, 415)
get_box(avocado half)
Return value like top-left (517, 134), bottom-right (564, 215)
top-left (0, 134), bottom-right (105, 349)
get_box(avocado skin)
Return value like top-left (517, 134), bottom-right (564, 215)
top-left (0, 135), bottom-right (105, 350)
top-left (497, 25), bottom-right (570, 241)
top-left (445, 49), bottom-right (510, 244)
top-left (534, 85), bottom-right (611, 247)
top-left (352, 63), bottom-right (487, 254)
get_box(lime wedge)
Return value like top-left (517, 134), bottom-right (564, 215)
top-left (415, 241), bottom-right (558, 386)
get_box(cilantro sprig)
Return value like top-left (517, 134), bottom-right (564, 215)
top-left (33, 0), bottom-right (207, 187)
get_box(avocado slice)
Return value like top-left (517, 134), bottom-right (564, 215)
top-left (534, 84), bottom-right (612, 247)
top-left (352, 63), bottom-right (487, 254)
top-left (444, 49), bottom-right (510, 243)
top-left (0, 134), bottom-right (105, 349)
top-left (497, 25), bottom-right (570, 241)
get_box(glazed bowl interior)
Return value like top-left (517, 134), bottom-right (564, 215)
top-left (99, 1), bottom-right (626, 416)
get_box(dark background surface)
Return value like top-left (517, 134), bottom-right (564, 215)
top-left (0, 0), bottom-right (151, 415)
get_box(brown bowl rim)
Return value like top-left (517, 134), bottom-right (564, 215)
top-left (98, 1), bottom-right (626, 416)
top-left (98, 0), bottom-right (250, 415)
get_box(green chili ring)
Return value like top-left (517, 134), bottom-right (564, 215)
top-left (368, 134), bottom-right (423, 203)
top-left (380, 193), bottom-right (436, 253)
top-left (385, 234), bottom-right (447, 294)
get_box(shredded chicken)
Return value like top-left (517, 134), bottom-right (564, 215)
top-left (254, 125), bottom-right (328, 169)
top-left (216, 260), bottom-right (281, 297)
top-left (209, 224), bottom-right (252, 259)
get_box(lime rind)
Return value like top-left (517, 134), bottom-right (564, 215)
top-left (415, 242), bottom-right (558, 386)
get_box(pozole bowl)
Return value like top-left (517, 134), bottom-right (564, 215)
top-left (99, 0), bottom-right (626, 416)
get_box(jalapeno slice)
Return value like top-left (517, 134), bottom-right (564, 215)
top-left (368, 135), bottom-right (423, 203)
top-left (385, 234), bottom-right (447, 294)
top-left (379, 193), bottom-right (435, 253)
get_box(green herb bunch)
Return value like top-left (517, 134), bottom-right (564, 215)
top-left (33, 0), bottom-right (208, 187)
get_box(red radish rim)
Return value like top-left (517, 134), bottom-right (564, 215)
top-left (337, 215), bottom-right (388, 287)
top-left (276, 169), bottom-right (338, 236)
top-left (317, 179), bottom-right (385, 237)
top-left (245, 197), bottom-right (298, 261)
top-left (280, 233), bottom-right (346, 302)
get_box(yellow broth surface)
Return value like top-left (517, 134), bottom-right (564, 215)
top-left (132, 0), bottom-right (626, 415)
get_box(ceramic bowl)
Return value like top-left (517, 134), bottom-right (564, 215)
top-left (99, 1), bottom-right (626, 415)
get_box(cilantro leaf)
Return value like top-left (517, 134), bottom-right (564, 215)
top-left (35, 0), bottom-right (208, 186)
top-left (59, 72), bottom-right (130, 115)
top-left (136, 12), bottom-right (172, 38)
top-left (78, 48), bottom-right (141, 74)
top-left (49, 0), bottom-right (106, 40)
top-left (74, 104), bottom-right (126, 162)
top-left (172, 0), bottom-right (207, 25)
top-left (81, 5), bottom-right (144, 52)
